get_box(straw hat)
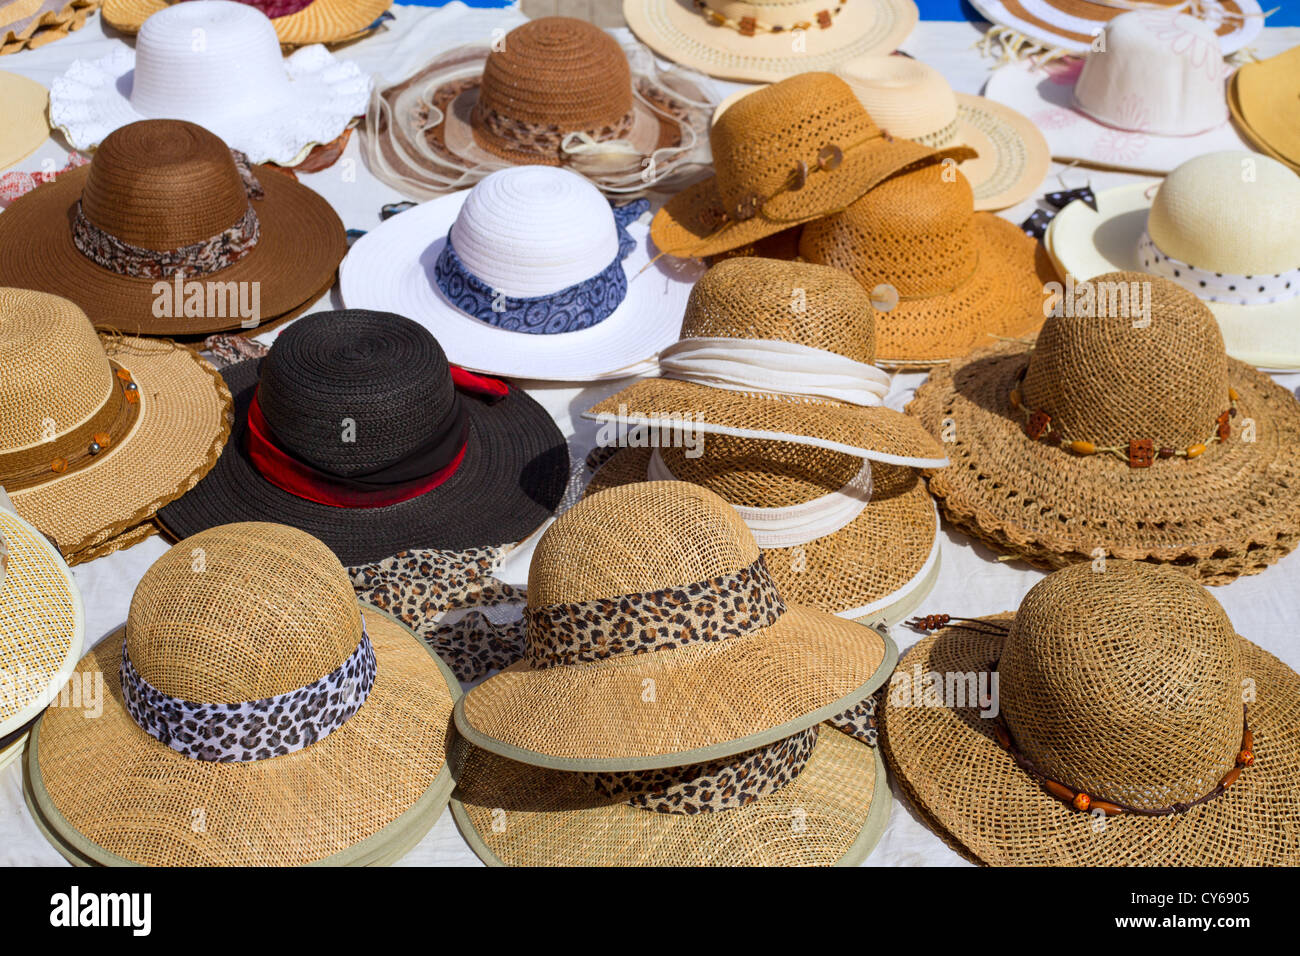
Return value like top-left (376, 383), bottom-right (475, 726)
top-left (882, 560), bottom-right (1300, 866)
top-left (156, 310), bottom-right (569, 567)
top-left (341, 165), bottom-right (699, 381)
top-left (623, 0), bottom-right (918, 83)
top-left (908, 271), bottom-right (1300, 584)
top-left (455, 481), bottom-right (897, 769)
top-left (50, 2), bottom-right (371, 167)
top-left (101, 0), bottom-right (391, 46)
top-left (0, 0), bottom-right (97, 55)
top-left (1230, 45), bottom-right (1300, 175)
top-left (1045, 151), bottom-right (1300, 370)
top-left (0, 71), bottom-right (47, 169)
top-left (25, 522), bottom-right (459, 866)
top-left (0, 119), bottom-right (345, 336)
top-left (0, 288), bottom-right (230, 565)
top-left (650, 71), bottom-right (973, 260)
top-left (799, 162), bottom-right (1055, 368)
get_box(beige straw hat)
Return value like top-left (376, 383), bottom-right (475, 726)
top-left (0, 71), bottom-right (47, 169)
top-left (0, 0), bottom-right (97, 55)
top-left (0, 288), bottom-right (231, 565)
top-left (101, 0), bottom-right (390, 46)
top-left (908, 271), bottom-right (1300, 584)
top-left (26, 522), bottom-right (460, 867)
top-left (882, 560), bottom-right (1300, 866)
top-left (1230, 45), bottom-right (1300, 175)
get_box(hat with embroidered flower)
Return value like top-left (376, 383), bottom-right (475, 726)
top-left (101, 0), bottom-right (392, 46)
top-left (0, 71), bottom-right (47, 170)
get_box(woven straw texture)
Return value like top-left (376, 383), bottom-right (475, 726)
top-left (101, 0), bottom-right (390, 46)
top-left (0, 0), bottom-right (97, 55)
top-left (1231, 46), bottom-right (1300, 173)
top-left (456, 481), bottom-right (891, 770)
top-left (30, 523), bottom-right (458, 867)
top-left (908, 273), bottom-right (1300, 584)
top-left (882, 562), bottom-right (1300, 865)
top-left (0, 71), bottom-right (48, 169)
top-left (976, 0), bottom-right (1251, 52)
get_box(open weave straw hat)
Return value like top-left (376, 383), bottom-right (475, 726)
top-left (0, 0), bottom-right (97, 55)
top-left (1045, 151), bottom-right (1300, 371)
top-left (1230, 44), bottom-right (1300, 175)
top-left (26, 522), bottom-right (459, 866)
top-left (0, 120), bottom-right (345, 337)
top-left (908, 271), bottom-right (1300, 584)
top-left (799, 162), bottom-right (1055, 368)
top-left (623, 0), bottom-right (917, 83)
top-left (882, 560), bottom-right (1300, 866)
top-left (0, 288), bottom-right (230, 565)
top-left (0, 71), bottom-right (47, 169)
top-left (102, 0), bottom-right (390, 46)
top-left (456, 481), bottom-right (898, 770)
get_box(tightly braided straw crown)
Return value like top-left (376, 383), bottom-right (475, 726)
top-left (27, 522), bottom-right (459, 867)
top-left (909, 272), bottom-right (1300, 584)
top-left (0, 71), bottom-right (48, 170)
top-left (455, 481), bottom-right (896, 770)
top-left (882, 561), bottom-right (1300, 866)
top-left (799, 161), bottom-right (1054, 367)
top-left (1231, 45), bottom-right (1300, 174)
top-left (584, 257), bottom-right (948, 466)
top-left (0, 0), bottom-right (97, 55)
top-left (101, 0), bottom-right (391, 46)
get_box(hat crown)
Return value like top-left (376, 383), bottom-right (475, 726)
top-left (659, 436), bottom-right (860, 509)
top-left (1000, 561), bottom-right (1243, 811)
top-left (80, 120), bottom-right (251, 251)
top-left (1021, 272), bottom-right (1229, 448)
top-left (125, 523), bottom-right (362, 704)
top-left (256, 311), bottom-right (460, 478)
top-left (836, 56), bottom-right (958, 142)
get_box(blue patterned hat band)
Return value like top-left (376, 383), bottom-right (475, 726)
top-left (433, 199), bottom-right (649, 335)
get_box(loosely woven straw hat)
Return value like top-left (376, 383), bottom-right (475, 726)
top-left (0, 0), bottom-right (97, 55)
top-left (882, 560), bottom-right (1300, 866)
top-left (0, 120), bottom-right (345, 336)
top-left (0, 71), bottom-right (47, 169)
top-left (799, 162), bottom-right (1054, 367)
top-left (101, 0), bottom-right (390, 46)
top-left (156, 310), bottom-right (569, 566)
top-left (909, 271), bottom-right (1300, 584)
top-left (26, 522), bottom-right (459, 866)
top-left (456, 481), bottom-right (897, 769)
top-left (0, 288), bottom-right (230, 565)
top-left (1230, 45), bottom-right (1300, 175)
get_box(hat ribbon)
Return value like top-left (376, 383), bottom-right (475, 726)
top-left (1137, 230), bottom-right (1300, 306)
top-left (119, 619), bottom-right (377, 763)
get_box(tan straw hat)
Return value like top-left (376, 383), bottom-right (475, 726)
top-left (26, 522), bottom-right (460, 867)
top-left (101, 0), bottom-right (391, 46)
top-left (882, 560), bottom-right (1300, 866)
top-left (799, 161), bottom-right (1055, 368)
top-left (0, 288), bottom-right (230, 565)
top-left (0, 71), bottom-right (47, 169)
top-left (1230, 45), bottom-right (1300, 175)
top-left (908, 272), bottom-right (1300, 584)
top-left (0, 0), bottom-right (97, 55)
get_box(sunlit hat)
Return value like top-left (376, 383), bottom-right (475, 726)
top-left (101, 0), bottom-right (392, 46)
top-left (0, 0), bottom-right (97, 56)
top-left (1229, 43), bottom-right (1300, 175)
top-left (0, 71), bottom-right (47, 169)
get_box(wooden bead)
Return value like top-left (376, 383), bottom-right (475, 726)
top-left (1009, 389), bottom-right (1021, 410)
top-left (116, 369), bottom-right (133, 381)
top-left (1158, 447), bottom-right (1175, 459)
top-left (1237, 749), bottom-right (1254, 767)
top-left (1128, 439), bottom-right (1154, 468)
top-left (50, 458), bottom-right (68, 474)
top-left (1067, 441), bottom-right (1096, 455)
top-left (816, 9), bottom-right (832, 28)
top-left (1222, 767), bottom-right (1242, 788)
top-left (1091, 800), bottom-right (1124, 816)
top-left (1243, 728), bottom-right (1253, 752)
top-left (817, 144), bottom-right (843, 171)
top-left (994, 725), bottom-right (1011, 750)
top-left (1217, 411), bottom-right (1231, 442)
top-left (1026, 410), bottom-right (1051, 441)
top-left (92, 432), bottom-right (111, 449)
top-left (1072, 792), bottom-right (1091, 812)
top-left (1228, 387), bottom-right (1239, 402)
top-left (1044, 781), bottom-right (1075, 804)
top-left (125, 390), bottom-right (139, 405)
top-left (738, 15), bottom-right (756, 35)
top-left (1187, 444), bottom-right (1206, 458)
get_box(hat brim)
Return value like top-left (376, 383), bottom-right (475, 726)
top-left (25, 605), bottom-right (459, 867)
top-left (451, 723), bottom-right (891, 866)
top-left (100, 0), bottom-right (392, 45)
top-left (0, 72), bottom-right (48, 169)
top-left (954, 93), bottom-right (1049, 212)
top-left (881, 618), bottom-right (1300, 865)
top-left (154, 356), bottom-right (570, 566)
top-left (1, 0), bottom-right (96, 52)
top-left (908, 342), bottom-right (1300, 583)
top-left (1232, 54), bottom-right (1300, 170)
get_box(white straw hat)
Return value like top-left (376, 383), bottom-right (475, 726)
top-left (339, 166), bottom-right (700, 381)
top-left (49, 1), bottom-right (371, 167)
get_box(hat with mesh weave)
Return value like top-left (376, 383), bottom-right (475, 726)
top-left (0, 71), bottom-right (47, 170)
top-left (908, 271), bottom-right (1300, 585)
top-left (101, 0), bottom-right (391, 46)
top-left (881, 560), bottom-right (1300, 866)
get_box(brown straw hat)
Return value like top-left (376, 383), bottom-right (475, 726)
top-left (26, 522), bottom-right (460, 867)
top-left (0, 119), bottom-right (345, 336)
top-left (881, 560), bottom-right (1300, 866)
top-left (908, 272), bottom-right (1300, 584)
top-left (455, 481), bottom-right (897, 770)
top-left (101, 0), bottom-right (391, 46)
top-left (585, 257), bottom-right (948, 466)
top-left (650, 72), bottom-right (973, 260)
top-left (0, 288), bottom-right (230, 565)
top-left (799, 161), bottom-right (1055, 368)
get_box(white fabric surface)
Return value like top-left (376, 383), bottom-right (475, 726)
top-left (1, 4), bottom-right (1297, 868)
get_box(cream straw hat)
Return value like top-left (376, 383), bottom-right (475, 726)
top-left (0, 71), bottom-right (48, 170)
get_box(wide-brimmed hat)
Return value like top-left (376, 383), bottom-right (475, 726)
top-left (364, 16), bottom-right (714, 199)
top-left (0, 71), bottom-right (47, 169)
top-left (101, 0), bottom-right (391, 46)
top-left (156, 310), bottom-right (569, 566)
top-left (799, 162), bottom-right (1054, 368)
top-left (584, 257), bottom-right (949, 464)
top-left (0, 119), bottom-right (345, 336)
top-left (341, 165), bottom-right (699, 381)
top-left (50, 2), bottom-right (371, 167)
top-left (984, 11), bottom-right (1247, 176)
top-left (26, 522), bottom-right (459, 866)
top-left (1230, 44), bottom-right (1300, 175)
top-left (651, 72), bottom-right (973, 260)
top-left (908, 271), bottom-right (1300, 584)
top-left (1, 0), bottom-right (96, 55)
top-left (455, 480), bottom-right (897, 769)
top-left (1045, 151), bottom-right (1300, 371)
top-left (0, 288), bottom-right (231, 565)
top-left (882, 560), bottom-right (1300, 866)
top-left (623, 0), bottom-right (917, 83)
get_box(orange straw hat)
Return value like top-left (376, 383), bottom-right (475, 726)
top-left (101, 0), bottom-right (392, 46)
top-left (0, 0), bottom-right (97, 55)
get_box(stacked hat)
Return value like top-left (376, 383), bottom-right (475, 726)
top-left (908, 271), bottom-right (1300, 584)
top-left (25, 522), bottom-right (459, 866)
top-left (882, 560), bottom-right (1300, 865)
top-left (451, 481), bottom-right (897, 866)
top-left (0, 0), bottom-right (97, 55)
top-left (1230, 44), bottom-right (1300, 175)
top-left (102, 0), bottom-right (391, 46)
top-left (0, 71), bottom-right (47, 169)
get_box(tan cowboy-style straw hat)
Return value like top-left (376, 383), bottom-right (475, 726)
top-left (26, 522), bottom-right (461, 867)
top-left (0, 0), bottom-right (97, 56)
top-left (101, 0), bottom-right (391, 46)
top-left (882, 560), bottom-right (1300, 866)
top-left (0, 288), bottom-right (230, 565)
top-left (0, 71), bottom-right (47, 170)
top-left (908, 272), bottom-right (1300, 585)
top-left (1230, 44), bottom-right (1300, 176)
